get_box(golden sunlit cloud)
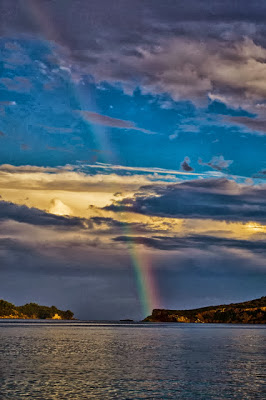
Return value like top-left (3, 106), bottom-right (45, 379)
top-left (48, 198), bottom-right (73, 216)
top-left (0, 164), bottom-right (265, 243)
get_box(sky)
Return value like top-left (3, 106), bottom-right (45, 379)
top-left (0, 0), bottom-right (265, 320)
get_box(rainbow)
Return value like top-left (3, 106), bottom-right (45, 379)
top-left (128, 243), bottom-right (160, 318)
top-left (22, 1), bottom-right (160, 318)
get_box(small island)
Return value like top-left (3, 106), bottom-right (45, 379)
top-left (144, 296), bottom-right (266, 324)
top-left (0, 299), bottom-right (74, 320)
top-left (120, 319), bottom-right (134, 322)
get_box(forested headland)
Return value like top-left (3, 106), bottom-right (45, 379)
top-left (0, 299), bottom-right (74, 320)
top-left (144, 297), bottom-right (266, 324)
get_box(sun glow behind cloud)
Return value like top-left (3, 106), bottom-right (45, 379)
top-left (48, 198), bottom-right (73, 216)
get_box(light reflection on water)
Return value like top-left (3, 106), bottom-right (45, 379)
top-left (0, 321), bottom-right (265, 399)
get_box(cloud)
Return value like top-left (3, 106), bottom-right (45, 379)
top-left (48, 198), bottom-right (73, 216)
top-left (54, 35), bottom-right (266, 111)
top-left (20, 144), bottom-right (31, 151)
top-left (38, 125), bottom-right (74, 134)
top-left (116, 37), bottom-right (266, 108)
top-left (105, 178), bottom-right (266, 223)
top-left (0, 163), bottom-right (264, 241)
top-left (2, 1), bottom-right (266, 44)
top-left (79, 111), bottom-right (154, 134)
top-left (180, 156), bottom-right (194, 172)
top-left (0, 163), bottom-right (200, 221)
top-left (0, 163), bottom-right (183, 195)
top-left (113, 234), bottom-right (266, 253)
top-left (198, 156), bottom-right (233, 171)
top-left (0, 164), bottom-right (69, 173)
top-left (46, 146), bottom-right (73, 153)
top-left (0, 200), bottom-right (85, 228)
top-left (0, 76), bottom-right (32, 92)
top-left (84, 162), bottom-right (198, 176)
top-left (0, 183), bottom-right (265, 320)
top-left (253, 169), bottom-right (266, 179)
top-left (3, 2), bottom-right (266, 110)
top-left (89, 216), bottom-right (153, 236)
top-left (0, 101), bottom-right (16, 106)
top-left (169, 132), bottom-right (178, 140)
top-left (0, 212), bottom-right (265, 320)
top-left (228, 116), bottom-right (266, 134)
top-left (0, 233), bottom-right (143, 319)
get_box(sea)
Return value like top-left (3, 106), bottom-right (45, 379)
top-left (0, 321), bottom-right (265, 399)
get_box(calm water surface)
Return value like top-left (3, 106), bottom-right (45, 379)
top-left (0, 321), bottom-right (265, 399)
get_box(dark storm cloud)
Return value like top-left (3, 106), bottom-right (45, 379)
top-left (0, 237), bottom-right (32, 253)
top-left (90, 216), bottom-right (150, 235)
top-left (2, 1), bottom-right (266, 108)
top-left (0, 199), bottom-right (149, 235)
top-left (0, 196), bottom-right (265, 320)
top-left (91, 217), bottom-right (143, 230)
top-left (0, 237), bottom-right (113, 278)
top-left (2, 1), bottom-right (266, 42)
top-left (0, 234), bottom-right (141, 319)
top-left (91, 217), bottom-right (126, 228)
top-left (0, 231), bottom-right (265, 319)
top-left (113, 235), bottom-right (266, 252)
top-left (106, 178), bottom-right (266, 223)
top-left (0, 200), bottom-right (85, 228)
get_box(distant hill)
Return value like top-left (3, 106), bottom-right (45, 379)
top-left (144, 297), bottom-right (266, 324)
top-left (0, 299), bottom-right (74, 320)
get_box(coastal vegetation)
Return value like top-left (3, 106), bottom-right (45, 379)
top-left (0, 299), bottom-right (74, 320)
top-left (144, 297), bottom-right (266, 324)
